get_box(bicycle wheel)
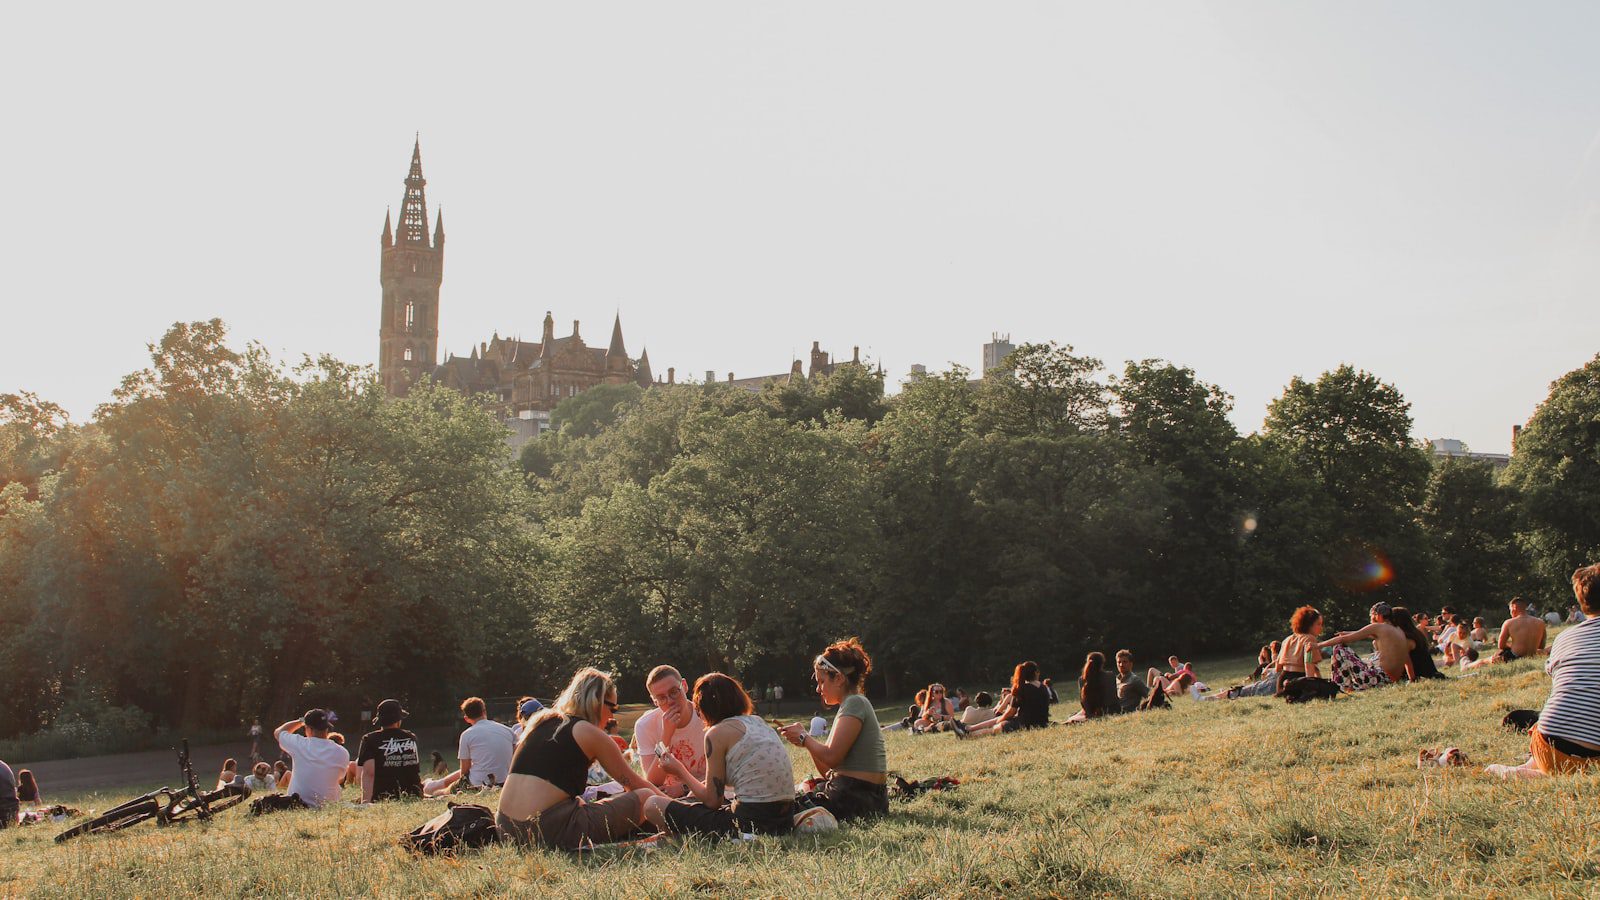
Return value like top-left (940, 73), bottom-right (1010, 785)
top-left (168, 784), bottom-right (250, 821)
top-left (54, 801), bottom-right (159, 843)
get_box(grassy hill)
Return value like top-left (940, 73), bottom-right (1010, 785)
top-left (3, 653), bottom-right (1595, 898)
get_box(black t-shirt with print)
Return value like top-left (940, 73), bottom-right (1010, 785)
top-left (1013, 682), bottom-right (1052, 728)
top-left (356, 727), bottom-right (422, 800)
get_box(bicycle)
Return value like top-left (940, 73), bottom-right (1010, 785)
top-left (55, 740), bottom-right (251, 842)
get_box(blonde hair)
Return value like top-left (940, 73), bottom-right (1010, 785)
top-left (526, 667), bottom-right (616, 739)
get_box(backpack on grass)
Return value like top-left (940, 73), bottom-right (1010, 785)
top-left (404, 802), bottom-right (503, 855)
top-left (1279, 677), bottom-right (1340, 704)
top-left (249, 793), bottom-right (310, 816)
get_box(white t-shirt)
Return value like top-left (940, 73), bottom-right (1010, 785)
top-left (633, 706), bottom-right (707, 795)
top-left (808, 716), bottom-right (828, 738)
top-left (458, 719), bottom-right (515, 786)
top-left (277, 731), bottom-right (350, 808)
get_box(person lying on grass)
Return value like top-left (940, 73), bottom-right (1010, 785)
top-left (496, 667), bottom-right (663, 850)
top-left (1318, 602), bottom-right (1408, 691)
top-left (1487, 564), bottom-right (1600, 780)
top-left (883, 690), bottom-right (927, 733)
top-left (643, 672), bottom-right (796, 837)
top-left (955, 661), bottom-right (1051, 736)
top-left (778, 637), bottom-right (889, 822)
top-left (1146, 657), bottom-right (1200, 700)
top-left (1219, 645), bottom-right (1282, 699)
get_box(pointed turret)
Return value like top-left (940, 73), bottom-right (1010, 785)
top-left (397, 136), bottom-right (430, 246)
top-left (540, 311), bottom-right (555, 358)
top-left (606, 313), bottom-right (628, 366)
top-left (433, 209), bottom-right (445, 250)
top-left (381, 209), bottom-right (393, 248)
top-left (636, 347), bottom-right (654, 387)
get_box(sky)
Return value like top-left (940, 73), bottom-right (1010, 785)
top-left (5, 2), bottom-right (1600, 453)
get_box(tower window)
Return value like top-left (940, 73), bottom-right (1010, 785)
top-left (404, 348), bottom-right (414, 362)
top-left (405, 302), bottom-right (415, 332)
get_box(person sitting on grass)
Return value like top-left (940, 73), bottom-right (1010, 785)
top-left (273, 760), bottom-right (290, 792)
top-left (1275, 606), bottom-right (1326, 692)
top-left (428, 751), bottom-right (448, 779)
top-left (634, 666), bottom-right (709, 799)
top-left (16, 769), bottom-right (40, 807)
top-left (915, 684), bottom-right (958, 733)
top-left (644, 672), bottom-right (796, 837)
top-left (1318, 602), bottom-right (1408, 691)
top-left (956, 661), bottom-right (1052, 736)
top-left (961, 691), bottom-right (996, 725)
top-left (243, 762), bottom-right (276, 793)
top-left (425, 697), bottom-right (516, 796)
top-left (0, 761), bottom-right (16, 829)
top-left (328, 733), bottom-right (359, 787)
top-left (274, 709), bottom-right (350, 808)
top-left (883, 690), bottom-right (927, 733)
top-left (1487, 564), bottom-right (1600, 779)
top-left (953, 688), bottom-right (970, 712)
top-left (1146, 656), bottom-right (1200, 700)
top-left (1470, 617), bottom-right (1490, 644)
top-left (778, 637), bottom-right (889, 822)
top-left (510, 696), bottom-right (543, 742)
top-left (1387, 606), bottom-right (1444, 681)
top-left (1496, 597), bottom-right (1548, 662)
top-left (1065, 652), bottom-right (1117, 723)
top-left (1219, 645), bottom-right (1284, 699)
top-left (496, 667), bottom-right (662, 849)
top-left (1112, 650), bottom-right (1149, 712)
top-left (217, 758), bottom-right (240, 791)
top-left (357, 698), bottom-right (421, 803)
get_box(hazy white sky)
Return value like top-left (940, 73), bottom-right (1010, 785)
top-left (6, 2), bottom-right (1599, 452)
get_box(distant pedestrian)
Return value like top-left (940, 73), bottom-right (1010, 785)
top-left (249, 718), bottom-right (263, 762)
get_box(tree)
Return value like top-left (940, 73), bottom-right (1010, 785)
top-left (1262, 365), bottom-right (1436, 623)
top-left (1421, 457), bottom-right (1527, 613)
top-left (974, 342), bottom-right (1110, 437)
top-left (1504, 354), bottom-right (1600, 602)
top-left (549, 383), bottom-right (643, 438)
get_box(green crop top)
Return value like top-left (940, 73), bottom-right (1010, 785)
top-left (833, 693), bottom-right (886, 775)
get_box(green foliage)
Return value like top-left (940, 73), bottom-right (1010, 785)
top-left (1505, 353), bottom-right (1600, 602)
top-left (1420, 457), bottom-right (1527, 611)
top-left (549, 382), bottom-right (643, 438)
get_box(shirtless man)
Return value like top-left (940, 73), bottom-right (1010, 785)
top-left (1491, 597), bottom-right (1547, 663)
top-left (1319, 602), bottom-right (1409, 689)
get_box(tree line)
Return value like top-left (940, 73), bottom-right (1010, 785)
top-left (0, 320), bottom-right (1593, 739)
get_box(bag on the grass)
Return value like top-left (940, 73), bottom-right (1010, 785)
top-left (404, 802), bottom-right (503, 855)
top-left (249, 793), bottom-right (310, 816)
top-left (1502, 709), bottom-right (1539, 733)
top-left (1279, 677), bottom-right (1340, 704)
top-left (890, 774), bottom-right (961, 801)
top-left (1138, 688), bottom-right (1170, 711)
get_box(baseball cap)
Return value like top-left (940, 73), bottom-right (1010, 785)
top-left (519, 698), bottom-right (544, 718)
top-left (302, 708), bottom-right (331, 731)
top-left (374, 699), bottom-right (409, 726)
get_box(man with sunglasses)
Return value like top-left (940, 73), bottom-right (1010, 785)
top-left (633, 665), bottom-right (707, 798)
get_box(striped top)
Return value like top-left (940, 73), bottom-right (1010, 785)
top-left (1540, 617), bottom-right (1600, 747)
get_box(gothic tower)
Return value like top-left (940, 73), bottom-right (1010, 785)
top-left (379, 137), bottom-right (444, 397)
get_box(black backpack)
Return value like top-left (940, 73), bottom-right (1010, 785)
top-left (1502, 709), bottom-right (1539, 733)
top-left (249, 793), bottom-right (310, 816)
top-left (1279, 677), bottom-right (1340, 704)
top-left (404, 802), bottom-right (503, 855)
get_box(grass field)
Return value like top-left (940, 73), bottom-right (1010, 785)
top-left (3, 652), bottom-right (1597, 898)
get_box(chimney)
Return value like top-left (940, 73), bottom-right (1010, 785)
top-left (1512, 424), bottom-right (1523, 452)
top-left (572, 320), bottom-right (581, 337)
top-left (706, 370), bottom-right (715, 384)
top-left (727, 372), bottom-right (734, 383)
top-left (910, 363), bottom-right (927, 376)
top-left (853, 346), bottom-right (860, 363)
top-left (667, 367), bottom-right (675, 385)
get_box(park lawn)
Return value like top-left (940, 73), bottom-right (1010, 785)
top-left (4, 655), bottom-right (1597, 898)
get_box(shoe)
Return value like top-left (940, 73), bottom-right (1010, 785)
top-left (951, 721), bottom-right (969, 739)
top-left (793, 806), bottom-right (839, 834)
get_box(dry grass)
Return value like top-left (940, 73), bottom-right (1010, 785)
top-left (3, 653), bottom-right (1596, 898)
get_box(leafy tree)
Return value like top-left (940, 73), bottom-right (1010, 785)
top-left (757, 363), bottom-right (888, 425)
top-left (975, 342), bottom-right (1110, 437)
top-left (549, 383), bottom-right (643, 438)
top-left (1421, 457), bottom-right (1527, 613)
top-left (1505, 354), bottom-right (1600, 602)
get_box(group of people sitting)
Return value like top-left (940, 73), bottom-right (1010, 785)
top-left (258, 638), bottom-right (889, 850)
top-left (0, 762), bottom-right (43, 828)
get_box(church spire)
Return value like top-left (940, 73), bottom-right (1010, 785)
top-left (636, 347), bottom-right (654, 387)
top-left (433, 209), bottom-right (445, 249)
top-left (398, 136), bottom-right (430, 246)
top-left (540, 311), bottom-right (555, 357)
top-left (607, 313), bottom-right (627, 358)
top-left (381, 208), bottom-right (392, 248)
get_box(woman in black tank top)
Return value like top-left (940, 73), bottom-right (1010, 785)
top-left (496, 668), bottom-right (663, 850)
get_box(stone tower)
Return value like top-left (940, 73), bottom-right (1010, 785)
top-left (379, 137), bottom-right (444, 397)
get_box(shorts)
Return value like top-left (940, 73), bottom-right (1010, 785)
top-left (662, 798), bottom-right (794, 836)
top-left (801, 773), bottom-right (888, 823)
top-left (1530, 727), bottom-right (1600, 775)
top-left (0, 800), bottom-right (16, 829)
top-left (497, 791), bottom-right (642, 850)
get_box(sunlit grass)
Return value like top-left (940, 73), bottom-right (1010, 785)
top-left (4, 653), bottom-right (1595, 897)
